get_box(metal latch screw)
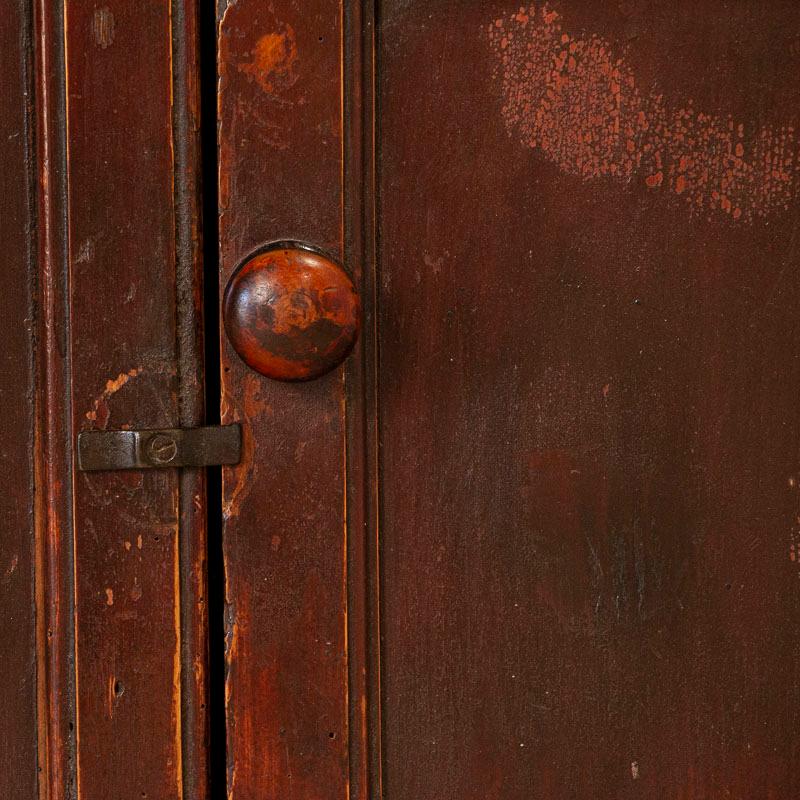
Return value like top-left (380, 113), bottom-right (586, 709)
top-left (78, 425), bottom-right (242, 472)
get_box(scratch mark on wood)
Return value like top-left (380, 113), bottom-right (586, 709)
top-left (3, 554), bottom-right (19, 579)
top-left (75, 238), bottom-right (95, 264)
top-left (92, 7), bottom-right (115, 49)
top-left (222, 376), bottom-right (266, 520)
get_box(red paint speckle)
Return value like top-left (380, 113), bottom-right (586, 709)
top-left (489, 4), bottom-right (800, 222)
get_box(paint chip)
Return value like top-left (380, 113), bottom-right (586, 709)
top-left (489, 4), bottom-right (800, 222)
top-left (86, 367), bottom-right (143, 427)
top-left (92, 6), bottom-right (115, 49)
top-left (239, 27), bottom-right (298, 95)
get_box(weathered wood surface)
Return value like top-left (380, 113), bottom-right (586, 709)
top-left (217, 1), bottom-right (351, 797)
top-left (377, 2), bottom-right (800, 797)
top-left (65, 2), bottom-right (206, 797)
top-left (27, 2), bottom-right (207, 797)
top-left (1, 4), bottom-right (39, 798)
top-left (34, 1), bottom-right (76, 795)
top-left (8, 1), bottom-right (800, 797)
top-left (219, 1), bottom-right (800, 798)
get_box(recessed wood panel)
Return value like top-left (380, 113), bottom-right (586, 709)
top-left (377, 2), bottom-right (800, 797)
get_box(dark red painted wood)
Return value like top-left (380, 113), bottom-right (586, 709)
top-left (1, 5), bottom-right (39, 798)
top-left (376, 2), bottom-right (800, 798)
top-left (219, 2), bottom-right (800, 798)
top-left (9, 2), bottom-right (800, 797)
top-left (29, 2), bottom-right (207, 798)
top-left (66, 1), bottom-right (184, 790)
top-left (33, 1), bottom-right (77, 796)
top-left (217, 1), bottom-right (350, 797)
top-left (341, 3), bottom-right (381, 796)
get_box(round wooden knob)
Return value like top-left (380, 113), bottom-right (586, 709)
top-left (223, 243), bottom-right (360, 381)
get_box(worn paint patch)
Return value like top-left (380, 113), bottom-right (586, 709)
top-left (239, 27), bottom-right (298, 96)
top-left (92, 6), bottom-right (115, 49)
top-left (488, 5), bottom-right (800, 222)
top-left (75, 238), bottom-right (95, 264)
top-left (787, 477), bottom-right (800, 575)
top-left (4, 554), bottom-right (18, 578)
top-left (86, 367), bottom-right (143, 427)
top-left (222, 375), bottom-right (270, 521)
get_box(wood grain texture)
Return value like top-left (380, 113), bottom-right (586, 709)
top-left (376, 2), bottom-right (800, 797)
top-left (0, 4), bottom-right (40, 798)
top-left (217, 1), bottom-right (350, 797)
top-left (33, 1), bottom-right (77, 796)
top-left (66, 0), bottom-right (182, 792)
top-left (59, 2), bottom-right (205, 797)
top-left (20, 1), bottom-right (794, 796)
top-left (342, 2), bottom-right (381, 797)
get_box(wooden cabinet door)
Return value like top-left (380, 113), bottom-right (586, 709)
top-left (3, 3), bottom-right (209, 798)
top-left (218, 2), bottom-right (800, 799)
top-left (6, 2), bottom-right (800, 798)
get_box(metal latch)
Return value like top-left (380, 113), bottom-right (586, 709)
top-left (78, 425), bottom-right (242, 471)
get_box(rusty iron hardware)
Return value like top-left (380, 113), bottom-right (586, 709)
top-left (78, 424), bottom-right (242, 471)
